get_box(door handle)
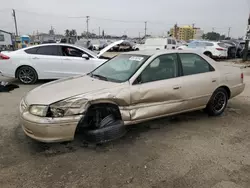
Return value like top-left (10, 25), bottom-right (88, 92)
top-left (212, 79), bottom-right (217, 83)
top-left (63, 58), bottom-right (70, 60)
top-left (173, 86), bottom-right (181, 90)
top-left (32, 57), bottom-right (39, 60)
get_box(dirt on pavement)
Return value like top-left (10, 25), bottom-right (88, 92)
top-left (0, 69), bottom-right (250, 188)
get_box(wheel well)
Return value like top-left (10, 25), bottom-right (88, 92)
top-left (77, 103), bottom-right (122, 129)
top-left (15, 65), bottom-right (37, 78)
top-left (204, 51), bottom-right (212, 55)
top-left (218, 86), bottom-right (231, 98)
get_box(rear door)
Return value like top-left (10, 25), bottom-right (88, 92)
top-left (26, 45), bottom-right (63, 79)
top-left (178, 52), bottom-right (219, 110)
top-left (59, 45), bottom-right (101, 77)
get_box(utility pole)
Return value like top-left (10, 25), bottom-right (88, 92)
top-left (86, 16), bottom-right (89, 39)
top-left (144, 21), bottom-right (147, 37)
top-left (12, 9), bottom-right (18, 50)
top-left (99, 27), bottom-right (101, 38)
top-left (12, 9), bottom-right (18, 36)
top-left (243, 14), bottom-right (250, 61)
top-left (212, 27), bottom-right (215, 32)
top-left (228, 27), bottom-right (231, 38)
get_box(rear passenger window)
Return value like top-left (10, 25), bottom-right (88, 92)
top-left (172, 40), bottom-right (176, 45)
top-left (36, 46), bottom-right (60, 56)
top-left (25, 47), bottom-right (39, 54)
top-left (179, 53), bottom-right (214, 76)
top-left (205, 42), bottom-right (214, 46)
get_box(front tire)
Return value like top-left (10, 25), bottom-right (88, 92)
top-left (17, 66), bottom-right (38, 84)
top-left (206, 88), bottom-right (228, 116)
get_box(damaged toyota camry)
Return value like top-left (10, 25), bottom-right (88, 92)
top-left (20, 50), bottom-right (245, 143)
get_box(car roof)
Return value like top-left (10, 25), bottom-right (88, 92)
top-left (25, 43), bottom-right (79, 48)
top-left (122, 49), bottom-right (199, 56)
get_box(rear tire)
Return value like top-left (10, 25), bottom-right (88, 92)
top-left (205, 88), bottom-right (228, 116)
top-left (16, 66), bottom-right (38, 84)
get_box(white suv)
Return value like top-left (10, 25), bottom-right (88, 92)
top-left (177, 41), bottom-right (228, 59)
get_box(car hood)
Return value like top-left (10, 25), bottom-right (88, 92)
top-left (25, 75), bottom-right (124, 105)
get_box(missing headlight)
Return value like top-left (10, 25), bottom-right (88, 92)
top-left (47, 107), bottom-right (65, 118)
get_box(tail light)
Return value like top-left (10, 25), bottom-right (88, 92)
top-left (0, 53), bottom-right (10, 60)
top-left (216, 48), bottom-right (226, 51)
top-left (241, 72), bottom-right (244, 83)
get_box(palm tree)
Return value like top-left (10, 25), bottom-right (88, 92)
top-left (65, 29), bottom-right (70, 37)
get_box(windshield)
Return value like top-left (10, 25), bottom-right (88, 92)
top-left (90, 54), bottom-right (149, 83)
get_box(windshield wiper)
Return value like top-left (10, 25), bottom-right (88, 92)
top-left (90, 73), bottom-right (108, 81)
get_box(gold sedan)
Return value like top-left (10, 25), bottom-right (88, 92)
top-left (20, 50), bottom-right (245, 143)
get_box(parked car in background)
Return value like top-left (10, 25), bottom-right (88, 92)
top-left (0, 40), bottom-right (123, 84)
top-left (42, 40), bottom-right (57, 44)
top-left (91, 40), bottom-right (109, 51)
top-left (178, 41), bottom-right (228, 59)
top-left (19, 50), bottom-right (245, 143)
top-left (118, 40), bottom-right (135, 51)
top-left (220, 40), bottom-right (246, 58)
top-left (219, 41), bottom-right (237, 59)
top-left (75, 39), bottom-right (94, 50)
top-left (135, 37), bottom-right (178, 51)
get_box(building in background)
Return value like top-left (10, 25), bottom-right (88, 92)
top-left (0, 30), bottom-right (13, 46)
top-left (170, 25), bottom-right (203, 41)
top-left (193, 28), bottom-right (204, 40)
top-left (33, 33), bottom-right (64, 43)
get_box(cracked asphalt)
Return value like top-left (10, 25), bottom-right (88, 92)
top-left (0, 65), bottom-right (250, 188)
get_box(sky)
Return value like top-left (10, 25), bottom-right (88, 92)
top-left (0, 0), bottom-right (250, 38)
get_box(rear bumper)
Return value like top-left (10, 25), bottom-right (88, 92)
top-left (230, 83), bottom-right (245, 98)
top-left (213, 55), bottom-right (228, 59)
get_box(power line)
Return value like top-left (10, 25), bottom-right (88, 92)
top-left (15, 9), bottom-right (69, 18)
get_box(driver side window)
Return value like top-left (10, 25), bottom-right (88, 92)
top-left (137, 53), bottom-right (179, 84)
top-left (61, 46), bottom-right (88, 58)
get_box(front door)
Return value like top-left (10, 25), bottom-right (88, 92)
top-left (129, 53), bottom-right (185, 121)
top-left (59, 46), bottom-right (100, 77)
top-left (178, 52), bottom-right (219, 110)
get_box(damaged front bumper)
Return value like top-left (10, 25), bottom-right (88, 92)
top-left (20, 111), bottom-right (83, 143)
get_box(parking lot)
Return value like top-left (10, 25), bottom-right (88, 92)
top-left (0, 64), bottom-right (250, 188)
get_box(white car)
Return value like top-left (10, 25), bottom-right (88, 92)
top-left (177, 41), bottom-right (228, 59)
top-left (0, 40), bottom-right (123, 84)
top-left (134, 37), bottom-right (178, 51)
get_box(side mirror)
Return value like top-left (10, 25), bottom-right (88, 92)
top-left (82, 54), bottom-right (89, 60)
